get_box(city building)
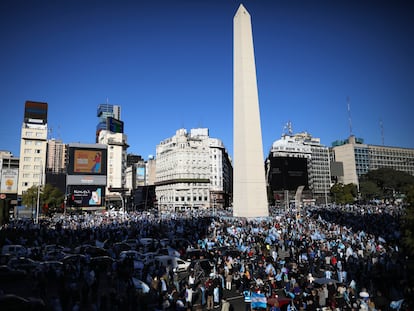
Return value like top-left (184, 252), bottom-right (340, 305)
top-left (95, 103), bottom-right (128, 208)
top-left (47, 139), bottom-right (67, 174)
top-left (266, 123), bottom-right (331, 206)
top-left (331, 135), bottom-right (414, 188)
top-left (96, 102), bottom-right (121, 143)
top-left (44, 139), bottom-right (68, 196)
top-left (17, 101), bottom-right (48, 197)
top-left (155, 128), bottom-right (232, 211)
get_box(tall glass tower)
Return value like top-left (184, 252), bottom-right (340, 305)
top-left (96, 103), bottom-right (121, 142)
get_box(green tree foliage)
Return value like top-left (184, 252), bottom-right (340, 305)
top-left (361, 168), bottom-right (414, 199)
top-left (22, 185), bottom-right (39, 209)
top-left (359, 180), bottom-right (382, 202)
top-left (22, 184), bottom-right (64, 214)
top-left (330, 183), bottom-right (358, 204)
top-left (42, 183), bottom-right (64, 209)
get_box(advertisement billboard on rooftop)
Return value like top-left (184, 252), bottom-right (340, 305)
top-left (268, 156), bottom-right (309, 191)
top-left (24, 101), bottom-right (48, 124)
top-left (67, 146), bottom-right (107, 175)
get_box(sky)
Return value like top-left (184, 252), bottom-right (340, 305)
top-left (1, 0), bottom-right (413, 161)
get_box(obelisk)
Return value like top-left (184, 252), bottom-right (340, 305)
top-left (233, 4), bottom-right (268, 218)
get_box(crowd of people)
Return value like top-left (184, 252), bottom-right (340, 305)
top-left (0, 203), bottom-right (412, 311)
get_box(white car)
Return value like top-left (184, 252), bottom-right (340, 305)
top-left (154, 255), bottom-right (191, 273)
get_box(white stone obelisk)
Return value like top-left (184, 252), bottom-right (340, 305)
top-left (233, 4), bottom-right (268, 218)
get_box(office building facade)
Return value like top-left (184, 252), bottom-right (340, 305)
top-left (17, 101), bottom-right (48, 196)
top-left (332, 135), bottom-right (414, 188)
top-left (266, 130), bottom-right (331, 205)
top-left (155, 128), bottom-right (232, 211)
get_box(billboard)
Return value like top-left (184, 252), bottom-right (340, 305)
top-left (268, 156), bottom-right (309, 191)
top-left (68, 146), bottom-right (107, 175)
top-left (0, 168), bottom-right (18, 193)
top-left (106, 117), bottom-right (124, 134)
top-left (69, 185), bottom-right (105, 207)
top-left (24, 101), bottom-right (48, 124)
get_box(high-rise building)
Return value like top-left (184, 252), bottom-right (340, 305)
top-left (95, 102), bottom-right (127, 207)
top-left (332, 135), bottom-right (414, 188)
top-left (46, 139), bottom-right (67, 174)
top-left (155, 128), bottom-right (232, 211)
top-left (233, 4), bottom-right (268, 217)
top-left (17, 101), bottom-right (48, 196)
top-left (96, 103), bottom-right (121, 142)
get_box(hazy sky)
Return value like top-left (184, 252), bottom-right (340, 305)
top-left (1, 0), bottom-right (413, 160)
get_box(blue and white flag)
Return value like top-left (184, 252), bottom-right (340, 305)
top-left (251, 292), bottom-right (267, 309)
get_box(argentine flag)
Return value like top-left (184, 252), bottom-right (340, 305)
top-left (251, 292), bottom-right (267, 309)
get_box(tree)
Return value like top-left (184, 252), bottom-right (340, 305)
top-left (22, 185), bottom-right (39, 213)
top-left (330, 183), bottom-right (357, 204)
top-left (359, 180), bottom-right (382, 202)
top-left (22, 183), bottom-right (64, 216)
top-left (361, 168), bottom-right (414, 201)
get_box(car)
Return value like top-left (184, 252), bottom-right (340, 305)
top-left (138, 238), bottom-right (159, 251)
top-left (1, 245), bottom-right (28, 257)
top-left (184, 248), bottom-right (212, 261)
top-left (7, 257), bottom-right (40, 273)
top-left (62, 254), bottom-right (87, 266)
top-left (122, 239), bottom-right (139, 249)
top-left (119, 250), bottom-right (145, 262)
top-left (154, 255), bottom-right (191, 273)
top-left (75, 245), bottom-right (110, 258)
top-left (157, 246), bottom-right (181, 258)
top-left (188, 259), bottom-right (215, 278)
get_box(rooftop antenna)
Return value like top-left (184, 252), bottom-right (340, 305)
top-left (380, 119), bottom-right (384, 146)
top-left (282, 121), bottom-right (293, 136)
top-left (57, 125), bottom-right (61, 141)
top-left (347, 96), bottom-right (353, 136)
top-left (48, 127), bottom-right (53, 140)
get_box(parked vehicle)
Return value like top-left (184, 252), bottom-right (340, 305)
top-left (1, 245), bottom-right (28, 257)
top-left (7, 257), bottom-right (40, 273)
top-left (154, 255), bottom-right (191, 273)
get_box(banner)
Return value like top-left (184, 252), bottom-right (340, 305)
top-left (0, 168), bottom-right (18, 193)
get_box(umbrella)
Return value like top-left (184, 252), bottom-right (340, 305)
top-left (313, 277), bottom-right (340, 285)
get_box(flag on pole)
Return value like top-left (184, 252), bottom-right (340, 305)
top-left (251, 292), bottom-right (267, 309)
